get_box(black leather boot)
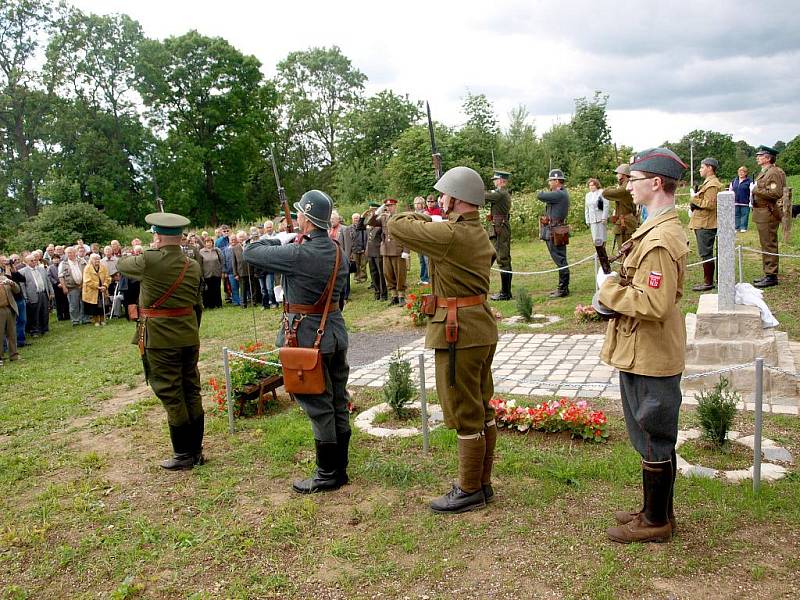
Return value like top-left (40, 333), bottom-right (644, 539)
top-left (491, 273), bottom-right (513, 301)
top-left (161, 423), bottom-right (195, 471)
top-left (753, 274), bottom-right (778, 288)
top-left (692, 261), bottom-right (715, 291)
top-left (192, 414), bottom-right (205, 466)
top-left (336, 430), bottom-right (351, 485)
top-left (607, 460), bottom-right (673, 543)
top-left (292, 441), bottom-right (343, 494)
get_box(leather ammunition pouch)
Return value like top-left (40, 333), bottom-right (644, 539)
top-left (551, 224), bottom-right (570, 246)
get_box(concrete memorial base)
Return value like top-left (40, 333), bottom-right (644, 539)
top-left (684, 294), bottom-right (799, 406)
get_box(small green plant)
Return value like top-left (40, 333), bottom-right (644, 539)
top-left (382, 349), bottom-right (415, 419)
top-left (695, 377), bottom-right (740, 447)
top-left (515, 287), bottom-right (534, 322)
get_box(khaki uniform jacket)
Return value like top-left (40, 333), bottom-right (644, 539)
top-left (602, 186), bottom-right (639, 234)
top-left (387, 211), bottom-right (498, 350)
top-left (81, 264), bottom-right (111, 304)
top-left (367, 211), bottom-right (407, 257)
top-left (599, 209), bottom-right (689, 376)
top-left (752, 164), bottom-right (786, 208)
top-left (0, 279), bottom-right (20, 315)
top-left (117, 246), bottom-right (203, 349)
top-left (689, 175), bottom-right (721, 230)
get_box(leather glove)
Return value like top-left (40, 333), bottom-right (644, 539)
top-left (596, 268), bottom-right (618, 289)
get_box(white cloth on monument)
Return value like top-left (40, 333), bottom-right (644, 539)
top-left (734, 283), bottom-right (779, 328)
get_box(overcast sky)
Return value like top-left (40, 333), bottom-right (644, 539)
top-left (70, 0), bottom-right (800, 150)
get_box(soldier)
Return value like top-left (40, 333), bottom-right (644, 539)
top-left (537, 169), bottom-right (571, 297)
top-left (389, 166), bottom-right (499, 514)
top-left (602, 164), bottom-right (640, 249)
top-left (751, 145), bottom-right (786, 288)
top-left (117, 212), bottom-right (205, 470)
top-left (596, 148), bottom-right (689, 544)
top-left (244, 191), bottom-right (351, 494)
top-left (688, 158), bottom-right (722, 291)
top-left (364, 202), bottom-right (387, 300)
top-left (367, 198), bottom-right (409, 306)
top-left (486, 170), bottom-right (513, 300)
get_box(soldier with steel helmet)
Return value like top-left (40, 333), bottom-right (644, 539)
top-left (537, 169), bottom-right (571, 297)
top-left (117, 211), bottom-right (205, 471)
top-left (388, 166), bottom-right (499, 514)
top-left (244, 190), bottom-right (351, 494)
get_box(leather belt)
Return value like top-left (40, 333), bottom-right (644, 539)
top-left (286, 301), bottom-right (339, 315)
top-left (139, 306), bottom-right (193, 318)
top-left (434, 294), bottom-right (486, 309)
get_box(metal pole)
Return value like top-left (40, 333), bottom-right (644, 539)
top-left (689, 142), bottom-right (694, 192)
top-left (737, 244), bottom-right (744, 284)
top-left (753, 357), bottom-right (764, 494)
top-left (224, 347), bottom-right (235, 434)
top-left (418, 353), bottom-right (429, 453)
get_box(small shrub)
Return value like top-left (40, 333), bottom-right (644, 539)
top-left (695, 377), bottom-right (740, 447)
top-left (9, 202), bottom-right (123, 251)
top-left (382, 349), bottom-right (415, 419)
top-left (515, 287), bottom-right (534, 322)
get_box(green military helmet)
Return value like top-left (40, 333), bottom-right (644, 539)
top-left (145, 212), bottom-right (190, 235)
top-left (294, 190), bottom-right (333, 229)
top-left (614, 163), bottom-right (631, 176)
top-left (434, 166), bottom-right (485, 206)
top-left (548, 169), bottom-right (566, 181)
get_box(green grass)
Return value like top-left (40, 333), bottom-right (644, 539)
top-left (0, 224), bottom-right (799, 598)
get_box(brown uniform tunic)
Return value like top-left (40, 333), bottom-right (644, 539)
top-left (603, 185), bottom-right (639, 245)
top-left (752, 164), bottom-right (786, 276)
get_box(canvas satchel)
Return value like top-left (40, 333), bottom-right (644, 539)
top-left (279, 243), bottom-right (341, 395)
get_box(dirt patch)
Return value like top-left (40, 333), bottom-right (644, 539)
top-left (68, 380), bottom-right (152, 430)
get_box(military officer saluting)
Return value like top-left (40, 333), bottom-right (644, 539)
top-left (485, 170), bottom-right (513, 301)
top-left (117, 212), bottom-right (205, 470)
top-left (602, 164), bottom-right (640, 248)
top-left (389, 166), bottom-right (499, 514)
top-left (367, 198), bottom-right (409, 306)
top-left (537, 169), bottom-right (571, 297)
top-left (751, 145), bottom-right (786, 288)
top-left (596, 148), bottom-right (689, 544)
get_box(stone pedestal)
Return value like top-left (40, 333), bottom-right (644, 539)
top-left (684, 294), bottom-right (799, 406)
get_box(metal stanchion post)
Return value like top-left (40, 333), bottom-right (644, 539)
top-left (753, 357), bottom-right (764, 494)
top-left (418, 353), bottom-right (429, 453)
top-left (224, 347), bottom-right (235, 434)
top-left (737, 245), bottom-right (744, 284)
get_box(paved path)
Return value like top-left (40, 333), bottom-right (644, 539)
top-left (349, 332), bottom-right (799, 415)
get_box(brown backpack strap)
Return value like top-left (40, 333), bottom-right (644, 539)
top-left (313, 243), bottom-right (341, 349)
top-left (151, 258), bottom-right (190, 309)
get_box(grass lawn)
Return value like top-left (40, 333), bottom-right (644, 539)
top-left (1, 222), bottom-right (799, 599)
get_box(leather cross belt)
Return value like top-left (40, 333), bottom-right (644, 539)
top-left (139, 306), bottom-right (193, 318)
top-left (434, 294), bottom-right (486, 309)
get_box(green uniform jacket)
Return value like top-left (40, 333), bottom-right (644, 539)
top-left (602, 185), bottom-right (639, 234)
top-left (117, 246), bottom-right (203, 348)
top-left (387, 211), bottom-right (498, 350)
top-left (752, 164), bottom-right (786, 207)
top-left (485, 188), bottom-right (511, 219)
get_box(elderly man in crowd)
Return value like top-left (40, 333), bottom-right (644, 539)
top-left (47, 253), bottom-right (70, 321)
top-left (349, 212), bottom-right (368, 284)
top-left (59, 246), bottom-right (87, 326)
top-left (19, 254), bottom-right (54, 337)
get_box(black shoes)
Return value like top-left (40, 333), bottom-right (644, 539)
top-left (161, 417), bottom-right (204, 471)
top-left (293, 440), bottom-right (346, 494)
top-left (491, 273), bottom-right (513, 301)
top-left (753, 275), bottom-right (778, 288)
top-left (548, 288), bottom-right (569, 298)
top-left (430, 484), bottom-right (486, 514)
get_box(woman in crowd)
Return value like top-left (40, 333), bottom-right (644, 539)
top-left (329, 210), bottom-right (352, 306)
top-left (584, 178), bottom-right (609, 248)
top-left (730, 165), bottom-right (753, 232)
top-left (82, 253), bottom-right (111, 326)
top-left (199, 237), bottom-right (224, 308)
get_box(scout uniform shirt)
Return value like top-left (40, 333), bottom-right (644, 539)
top-left (598, 208), bottom-right (689, 377)
top-left (689, 175), bottom-right (722, 230)
top-left (752, 164), bottom-right (786, 214)
top-left (387, 211), bottom-right (498, 349)
top-left (117, 246), bottom-right (203, 348)
top-left (602, 186), bottom-right (639, 234)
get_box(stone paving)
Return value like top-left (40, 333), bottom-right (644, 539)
top-left (348, 332), bottom-right (800, 415)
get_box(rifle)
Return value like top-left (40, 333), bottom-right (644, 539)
top-left (269, 146), bottom-right (293, 233)
top-left (426, 101), bottom-right (442, 182)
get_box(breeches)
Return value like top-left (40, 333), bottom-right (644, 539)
top-left (145, 346), bottom-right (204, 427)
top-left (694, 228), bottom-right (717, 261)
top-left (383, 255), bottom-right (407, 296)
top-left (435, 344), bottom-right (496, 435)
top-left (753, 207), bottom-right (779, 275)
top-left (294, 349), bottom-right (351, 443)
top-left (619, 371), bottom-right (682, 462)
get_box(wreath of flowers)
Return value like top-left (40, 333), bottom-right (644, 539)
top-left (489, 396), bottom-right (609, 443)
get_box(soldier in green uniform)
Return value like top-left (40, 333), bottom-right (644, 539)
top-left (602, 164), bottom-right (640, 249)
top-left (117, 212), bottom-right (205, 471)
top-left (751, 145), bottom-right (786, 288)
top-left (688, 158), bottom-right (722, 291)
top-left (389, 166), bottom-right (499, 514)
top-left (486, 170), bottom-right (513, 300)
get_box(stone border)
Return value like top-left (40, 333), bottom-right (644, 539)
top-left (676, 428), bottom-right (793, 482)
top-left (354, 401), bottom-right (444, 438)
top-left (502, 314), bottom-right (562, 329)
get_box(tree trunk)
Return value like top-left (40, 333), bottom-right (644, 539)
top-left (205, 160), bottom-right (218, 226)
top-left (13, 112), bottom-right (37, 217)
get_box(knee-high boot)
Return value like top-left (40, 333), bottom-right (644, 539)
top-left (607, 460), bottom-right (673, 543)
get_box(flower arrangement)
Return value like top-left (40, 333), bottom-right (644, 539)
top-left (489, 396), bottom-right (609, 442)
top-left (208, 341), bottom-right (282, 417)
top-left (404, 291), bottom-right (426, 327)
top-left (574, 303), bottom-right (601, 322)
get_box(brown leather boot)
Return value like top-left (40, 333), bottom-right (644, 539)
top-left (430, 434), bottom-right (486, 513)
top-left (692, 261), bottom-right (715, 292)
top-left (481, 421), bottom-right (497, 504)
top-left (608, 460), bottom-right (673, 543)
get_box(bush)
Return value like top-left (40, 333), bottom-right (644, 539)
top-left (695, 377), bottom-right (740, 447)
top-left (515, 287), bottom-right (534, 322)
top-left (383, 349), bottom-right (415, 419)
top-left (8, 202), bottom-right (123, 252)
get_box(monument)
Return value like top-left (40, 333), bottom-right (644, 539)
top-left (683, 190), bottom-right (799, 406)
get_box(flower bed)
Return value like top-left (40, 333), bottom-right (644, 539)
top-left (403, 291), bottom-right (426, 326)
top-left (574, 303), bottom-right (601, 322)
top-left (209, 341), bottom-right (282, 417)
top-left (489, 396), bottom-right (609, 443)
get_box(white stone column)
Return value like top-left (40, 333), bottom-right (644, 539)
top-left (717, 190), bottom-right (735, 311)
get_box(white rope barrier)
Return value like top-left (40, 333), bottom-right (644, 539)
top-left (226, 349), bottom-right (282, 368)
top-left (492, 253), bottom-right (596, 275)
top-left (686, 256), bottom-right (717, 268)
top-left (741, 246), bottom-right (800, 259)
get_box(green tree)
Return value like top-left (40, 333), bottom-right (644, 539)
top-left (277, 46), bottom-right (366, 170)
top-left (449, 92), bottom-right (499, 177)
top-left (777, 134), bottom-right (800, 175)
top-left (570, 91), bottom-right (613, 181)
top-left (10, 202), bottom-right (122, 250)
top-left (386, 124), bottom-right (454, 199)
top-left (664, 130), bottom-right (738, 181)
top-left (541, 122), bottom-right (580, 182)
top-left (496, 105), bottom-right (547, 192)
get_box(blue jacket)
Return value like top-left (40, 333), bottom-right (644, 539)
top-left (731, 177), bottom-right (752, 206)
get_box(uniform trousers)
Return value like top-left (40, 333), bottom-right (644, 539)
top-left (144, 345), bottom-right (204, 427)
top-left (491, 222), bottom-right (512, 271)
top-left (619, 371), bottom-right (682, 462)
top-left (352, 252), bottom-right (367, 282)
top-left (693, 228), bottom-right (717, 261)
top-left (382, 255), bottom-right (407, 298)
top-left (368, 255), bottom-right (386, 298)
top-left (545, 240), bottom-right (569, 288)
top-left (0, 305), bottom-right (17, 359)
top-left (434, 344), bottom-right (496, 435)
top-left (752, 206), bottom-right (780, 275)
top-left (294, 349), bottom-right (351, 443)
top-left (15, 297), bottom-right (26, 345)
